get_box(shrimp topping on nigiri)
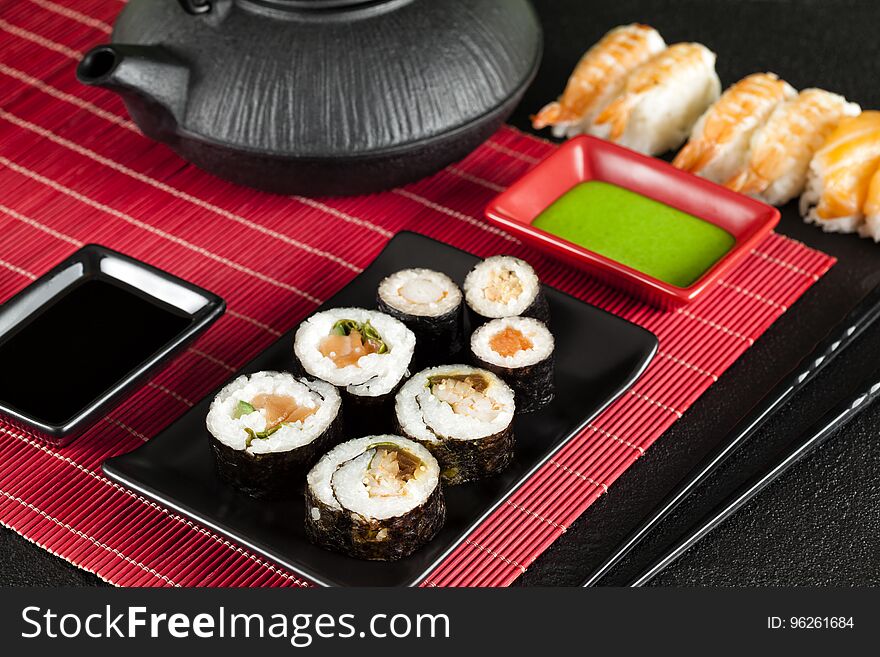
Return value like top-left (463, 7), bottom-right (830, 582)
top-left (590, 43), bottom-right (721, 156)
top-left (801, 111), bottom-right (880, 234)
top-left (673, 73), bottom-right (796, 184)
top-left (725, 89), bottom-right (860, 206)
top-left (531, 24), bottom-right (666, 138)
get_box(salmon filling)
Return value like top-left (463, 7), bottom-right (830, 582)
top-left (319, 330), bottom-right (380, 367)
top-left (250, 393), bottom-right (317, 427)
top-left (484, 269), bottom-right (523, 304)
top-left (489, 327), bottom-right (533, 357)
top-left (232, 392), bottom-right (319, 445)
top-left (318, 319), bottom-right (387, 368)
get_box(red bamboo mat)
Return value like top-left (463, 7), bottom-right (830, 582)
top-left (0, 0), bottom-right (835, 587)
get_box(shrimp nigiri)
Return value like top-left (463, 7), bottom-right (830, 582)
top-left (725, 89), bottom-right (860, 206)
top-left (590, 43), bottom-right (721, 156)
top-left (531, 24), bottom-right (666, 138)
top-left (801, 111), bottom-right (880, 233)
top-left (673, 73), bottom-right (796, 184)
top-left (858, 167), bottom-right (880, 241)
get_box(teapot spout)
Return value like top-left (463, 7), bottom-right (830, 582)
top-left (77, 45), bottom-right (189, 139)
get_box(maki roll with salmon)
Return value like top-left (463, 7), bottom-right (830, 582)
top-left (377, 268), bottom-right (464, 368)
top-left (470, 317), bottom-right (555, 413)
top-left (305, 435), bottom-right (445, 561)
top-left (395, 365), bottom-right (516, 485)
top-left (294, 308), bottom-right (416, 434)
top-left (464, 255), bottom-right (549, 326)
top-left (206, 371), bottom-right (343, 498)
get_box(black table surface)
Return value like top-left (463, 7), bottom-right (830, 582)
top-left (2, 0), bottom-right (879, 587)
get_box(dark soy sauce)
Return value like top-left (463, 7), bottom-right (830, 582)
top-left (0, 278), bottom-right (191, 425)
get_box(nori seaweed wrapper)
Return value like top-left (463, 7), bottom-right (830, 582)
top-left (395, 367), bottom-right (517, 486)
top-left (404, 424), bottom-right (516, 486)
top-left (290, 358), bottom-right (404, 437)
top-left (472, 353), bottom-right (555, 413)
top-left (523, 290), bottom-right (551, 325)
top-left (304, 472), bottom-right (445, 561)
top-left (467, 288), bottom-right (551, 328)
top-left (377, 295), bottom-right (465, 369)
top-left (342, 386), bottom-right (400, 437)
top-left (210, 410), bottom-right (344, 499)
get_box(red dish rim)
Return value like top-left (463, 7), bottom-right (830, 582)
top-left (484, 135), bottom-right (781, 307)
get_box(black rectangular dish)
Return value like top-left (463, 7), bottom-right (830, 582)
top-left (0, 245), bottom-right (225, 446)
top-left (103, 232), bottom-right (657, 586)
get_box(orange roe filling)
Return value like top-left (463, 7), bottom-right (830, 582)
top-left (489, 327), bottom-right (533, 357)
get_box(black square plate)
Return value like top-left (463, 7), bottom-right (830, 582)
top-left (0, 245), bottom-right (225, 445)
top-left (104, 232), bottom-right (657, 586)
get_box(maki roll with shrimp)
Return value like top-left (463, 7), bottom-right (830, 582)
top-left (206, 371), bottom-right (343, 498)
top-left (377, 268), bottom-right (464, 368)
top-left (395, 365), bottom-right (516, 485)
top-left (294, 308), bottom-right (415, 433)
top-left (305, 435), bottom-right (445, 561)
top-left (470, 317), bottom-right (555, 413)
top-left (464, 255), bottom-right (549, 326)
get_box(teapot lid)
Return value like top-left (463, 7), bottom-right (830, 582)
top-left (111, 0), bottom-right (542, 158)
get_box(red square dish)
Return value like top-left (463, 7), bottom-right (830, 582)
top-left (484, 135), bottom-right (780, 308)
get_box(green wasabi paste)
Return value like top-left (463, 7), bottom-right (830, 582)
top-left (533, 181), bottom-right (735, 287)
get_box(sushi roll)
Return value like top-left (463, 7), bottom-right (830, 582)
top-left (801, 112), bottom-right (880, 234)
top-left (377, 268), bottom-right (464, 368)
top-left (206, 371), bottom-right (343, 498)
top-left (395, 365), bottom-right (516, 485)
top-left (591, 42), bottom-right (721, 156)
top-left (305, 435), bottom-right (445, 561)
top-left (470, 317), bottom-right (555, 413)
top-left (532, 23), bottom-right (667, 138)
top-left (673, 73), bottom-right (797, 185)
top-left (463, 255), bottom-right (549, 326)
top-left (294, 307), bottom-right (416, 433)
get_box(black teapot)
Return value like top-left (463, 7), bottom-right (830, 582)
top-left (77, 0), bottom-right (542, 196)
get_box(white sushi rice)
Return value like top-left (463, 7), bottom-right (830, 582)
top-left (464, 256), bottom-right (540, 319)
top-left (378, 268), bottom-right (462, 317)
top-left (294, 307), bottom-right (415, 397)
top-left (307, 435), bottom-right (439, 521)
top-left (471, 317), bottom-right (554, 369)
top-left (800, 165), bottom-right (864, 234)
top-left (206, 371), bottom-right (340, 455)
top-left (396, 365), bottom-right (515, 444)
top-left (859, 211), bottom-right (880, 242)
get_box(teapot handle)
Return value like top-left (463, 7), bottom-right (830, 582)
top-left (179, 0), bottom-right (211, 14)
